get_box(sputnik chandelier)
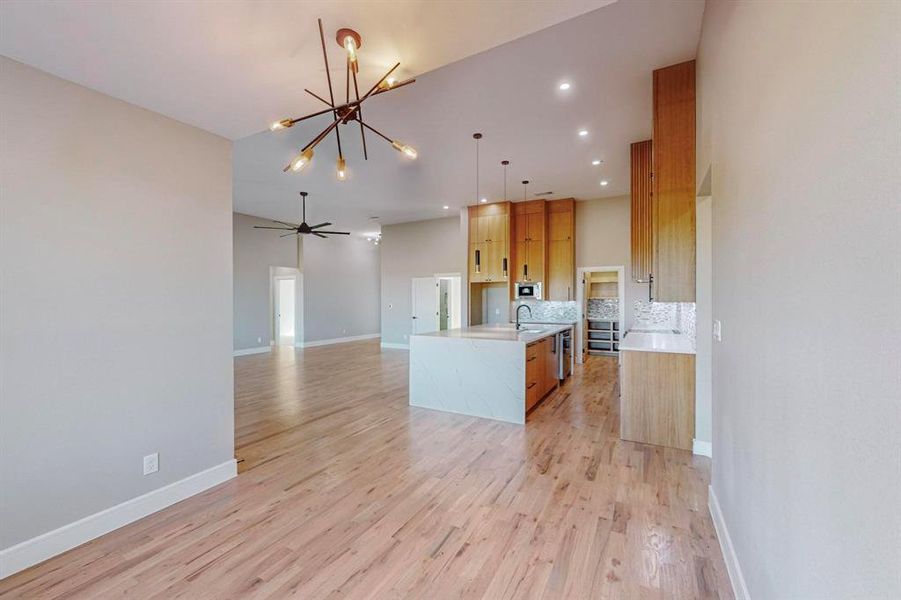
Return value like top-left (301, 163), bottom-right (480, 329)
top-left (269, 18), bottom-right (418, 179)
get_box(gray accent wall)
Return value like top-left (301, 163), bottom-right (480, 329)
top-left (575, 196), bottom-right (647, 331)
top-left (0, 58), bottom-right (234, 549)
top-left (380, 217), bottom-right (467, 346)
top-left (301, 235), bottom-right (380, 343)
top-left (233, 212), bottom-right (298, 350)
top-left (697, 1), bottom-right (901, 598)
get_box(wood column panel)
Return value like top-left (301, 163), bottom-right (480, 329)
top-left (652, 60), bottom-right (696, 301)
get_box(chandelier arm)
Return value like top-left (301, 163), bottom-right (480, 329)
top-left (359, 62), bottom-right (401, 104)
top-left (371, 78), bottom-right (416, 96)
top-left (351, 68), bottom-right (368, 159)
top-left (304, 88), bottom-right (333, 108)
top-left (317, 18), bottom-right (343, 159)
top-left (359, 120), bottom-right (394, 145)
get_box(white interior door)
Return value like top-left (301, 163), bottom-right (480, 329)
top-left (411, 277), bottom-right (438, 335)
top-left (277, 278), bottom-right (295, 343)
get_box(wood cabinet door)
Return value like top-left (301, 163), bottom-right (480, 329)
top-left (526, 341), bottom-right (542, 411)
top-left (547, 210), bottom-right (572, 242)
top-left (513, 212), bottom-right (527, 243)
top-left (469, 208), bottom-right (480, 244)
top-left (484, 240), bottom-right (506, 282)
top-left (544, 336), bottom-right (558, 396)
top-left (526, 213), bottom-right (545, 244)
top-left (514, 240), bottom-right (528, 282)
top-left (526, 240), bottom-right (544, 283)
top-left (485, 215), bottom-right (506, 242)
top-left (547, 240), bottom-right (573, 300)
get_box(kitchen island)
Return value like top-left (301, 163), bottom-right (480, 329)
top-left (409, 323), bottom-right (572, 424)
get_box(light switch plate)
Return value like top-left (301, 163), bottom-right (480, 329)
top-left (713, 320), bottom-right (722, 342)
top-left (143, 453), bottom-right (159, 475)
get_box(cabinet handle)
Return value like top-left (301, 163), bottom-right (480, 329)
top-left (648, 273), bottom-right (653, 302)
top-left (527, 382), bottom-right (537, 389)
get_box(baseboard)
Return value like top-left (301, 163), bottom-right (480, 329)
top-left (232, 346), bottom-right (271, 357)
top-left (693, 439), bottom-right (712, 457)
top-left (0, 459), bottom-right (237, 579)
top-left (299, 333), bottom-right (380, 348)
top-left (380, 342), bottom-right (410, 350)
top-left (708, 485), bottom-right (751, 600)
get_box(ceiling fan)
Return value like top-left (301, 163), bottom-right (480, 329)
top-left (254, 192), bottom-right (350, 238)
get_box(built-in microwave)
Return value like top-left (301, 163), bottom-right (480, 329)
top-left (515, 282), bottom-right (542, 300)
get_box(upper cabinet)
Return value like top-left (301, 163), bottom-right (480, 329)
top-left (468, 202), bottom-right (510, 284)
top-left (652, 60), bottom-right (696, 302)
top-left (546, 199), bottom-right (575, 301)
top-left (630, 140), bottom-right (653, 283)
top-left (512, 201), bottom-right (546, 283)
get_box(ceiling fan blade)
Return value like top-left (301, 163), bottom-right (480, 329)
top-left (273, 220), bottom-right (299, 228)
top-left (313, 232), bottom-right (328, 238)
top-left (309, 222), bottom-right (332, 229)
top-left (315, 231), bottom-right (351, 235)
top-left (254, 226), bottom-right (295, 230)
top-left (280, 232), bottom-right (299, 237)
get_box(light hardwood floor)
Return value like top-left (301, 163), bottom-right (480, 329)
top-left (0, 340), bottom-right (733, 599)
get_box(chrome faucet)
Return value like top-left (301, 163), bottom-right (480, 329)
top-left (515, 304), bottom-right (532, 330)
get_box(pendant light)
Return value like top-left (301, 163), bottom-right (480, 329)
top-left (473, 133), bottom-right (482, 273)
top-left (522, 180), bottom-right (530, 280)
top-left (501, 160), bottom-right (510, 278)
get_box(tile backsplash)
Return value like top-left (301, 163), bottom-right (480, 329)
top-left (510, 300), bottom-right (579, 323)
top-left (633, 300), bottom-right (696, 340)
top-left (587, 298), bottom-right (619, 321)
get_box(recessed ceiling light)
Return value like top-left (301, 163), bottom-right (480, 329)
top-left (600, 180), bottom-right (609, 186)
top-left (578, 130), bottom-right (588, 137)
top-left (559, 82), bottom-right (571, 90)
top-left (480, 198), bottom-right (488, 203)
top-left (592, 159), bottom-right (601, 166)
top-left (442, 205), bottom-right (450, 210)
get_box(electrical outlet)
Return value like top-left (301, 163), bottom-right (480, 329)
top-left (388, 303), bottom-right (393, 309)
top-left (257, 337), bottom-right (262, 344)
top-left (143, 453), bottom-right (159, 475)
top-left (495, 308), bottom-right (500, 315)
top-left (342, 328), bottom-right (347, 335)
top-left (713, 320), bottom-right (722, 342)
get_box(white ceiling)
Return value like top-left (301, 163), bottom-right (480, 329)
top-left (0, 0), bottom-right (615, 140)
top-left (1, 0), bottom-right (705, 234)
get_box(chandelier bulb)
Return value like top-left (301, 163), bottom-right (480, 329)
top-left (391, 141), bottom-right (418, 159)
top-left (337, 157), bottom-right (347, 180)
top-left (290, 148), bottom-right (315, 172)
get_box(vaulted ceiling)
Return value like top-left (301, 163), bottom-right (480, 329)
top-left (1, 0), bottom-right (705, 233)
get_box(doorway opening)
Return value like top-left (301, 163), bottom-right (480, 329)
top-left (411, 274), bottom-right (462, 335)
top-left (270, 267), bottom-right (303, 347)
top-left (575, 265), bottom-right (625, 363)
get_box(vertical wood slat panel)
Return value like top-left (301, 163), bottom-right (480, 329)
top-left (631, 140), bottom-right (653, 282)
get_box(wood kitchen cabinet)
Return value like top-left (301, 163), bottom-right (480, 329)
top-left (546, 199), bottom-right (575, 300)
top-left (652, 60), bottom-right (696, 301)
top-left (512, 201), bottom-right (545, 283)
top-left (468, 203), bottom-right (510, 284)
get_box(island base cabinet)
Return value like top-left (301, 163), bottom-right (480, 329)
top-left (526, 336), bottom-right (559, 412)
top-left (620, 350), bottom-right (694, 450)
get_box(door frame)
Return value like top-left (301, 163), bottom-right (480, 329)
top-left (434, 272), bottom-right (463, 330)
top-left (270, 267), bottom-right (303, 347)
top-left (575, 265), bottom-right (625, 364)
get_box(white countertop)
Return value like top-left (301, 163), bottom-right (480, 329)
top-left (414, 323), bottom-right (572, 344)
top-left (619, 331), bottom-right (696, 355)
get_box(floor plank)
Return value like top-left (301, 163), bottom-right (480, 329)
top-left (0, 340), bottom-right (734, 599)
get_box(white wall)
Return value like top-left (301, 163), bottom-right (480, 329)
top-left (695, 195), bottom-right (712, 447)
top-left (0, 57), bottom-right (234, 555)
top-left (301, 235), bottom-right (380, 343)
top-left (697, 2), bottom-right (901, 598)
top-left (233, 212), bottom-right (298, 350)
top-left (575, 196), bottom-right (648, 330)
top-left (380, 217), bottom-right (467, 346)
